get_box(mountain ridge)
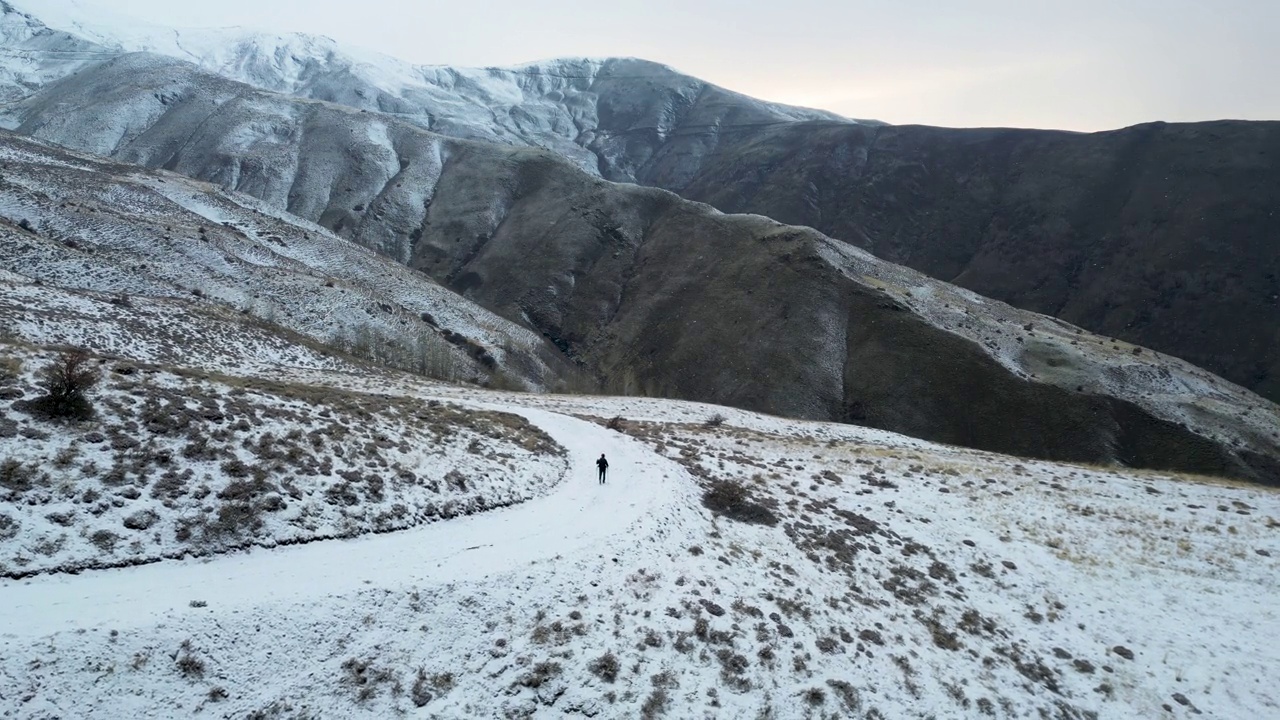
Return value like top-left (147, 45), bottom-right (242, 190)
top-left (2, 53), bottom-right (1277, 483)
top-left (0, 0), bottom-right (863, 181)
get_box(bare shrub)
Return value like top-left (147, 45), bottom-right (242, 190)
top-left (0, 355), bottom-right (20, 384)
top-left (517, 661), bottom-right (562, 689)
top-left (701, 480), bottom-right (778, 526)
top-left (90, 529), bottom-right (119, 552)
top-left (606, 415), bottom-right (626, 431)
top-left (588, 651), bottom-right (620, 683)
top-left (0, 513), bottom-right (19, 541)
top-left (175, 642), bottom-right (206, 679)
top-left (199, 502), bottom-right (264, 543)
top-left (704, 413), bottom-right (727, 428)
top-left (341, 657), bottom-right (397, 702)
top-left (0, 458), bottom-right (34, 493)
top-left (428, 672), bottom-right (455, 693)
top-left (641, 687), bottom-right (670, 719)
top-left (29, 349), bottom-right (99, 420)
top-left (826, 679), bottom-right (862, 712)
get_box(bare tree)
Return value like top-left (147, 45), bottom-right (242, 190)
top-left (32, 348), bottom-right (99, 419)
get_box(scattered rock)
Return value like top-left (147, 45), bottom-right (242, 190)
top-left (699, 600), bottom-right (726, 617)
top-left (123, 509), bottom-right (159, 531)
top-left (1112, 646), bottom-right (1134, 660)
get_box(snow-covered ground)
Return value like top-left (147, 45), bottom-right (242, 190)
top-left (1, 327), bottom-right (1277, 718)
top-left (0, 343), bottom-right (565, 578)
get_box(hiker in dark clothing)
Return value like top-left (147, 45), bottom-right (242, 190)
top-left (597, 454), bottom-right (609, 484)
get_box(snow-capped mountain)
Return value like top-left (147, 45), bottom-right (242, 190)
top-left (0, 0), bottom-right (862, 184)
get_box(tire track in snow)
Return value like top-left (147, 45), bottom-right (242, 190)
top-left (0, 404), bottom-right (691, 638)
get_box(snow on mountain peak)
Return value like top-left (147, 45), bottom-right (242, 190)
top-left (1, 0), bottom-right (857, 181)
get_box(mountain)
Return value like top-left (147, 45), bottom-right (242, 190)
top-left (2, 53), bottom-right (1278, 484)
top-left (0, 0), bottom-right (861, 182)
top-left (8, 1), bottom-right (1275, 407)
top-left (0, 130), bottom-right (566, 387)
top-left (649, 120), bottom-right (1280, 406)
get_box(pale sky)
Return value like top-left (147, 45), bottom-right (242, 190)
top-left (83, 0), bottom-right (1280, 131)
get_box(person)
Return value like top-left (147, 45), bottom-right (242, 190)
top-left (596, 453), bottom-right (609, 484)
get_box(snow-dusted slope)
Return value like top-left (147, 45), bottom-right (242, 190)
top-left (0, 131), bottom-right (564, 387)
top-left (0, 0), bottom-right (862, 184)
top-left (0, 0), bottom-right (113, 103)
top-left (1, 353), bottom-right (1276, 717)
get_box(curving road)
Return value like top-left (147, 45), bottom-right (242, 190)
top-left (0, 404), bottom-right (688, 639)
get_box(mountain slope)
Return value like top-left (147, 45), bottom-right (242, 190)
top-left (654, 120), bottom-right (1280, 405)
top-left (3, 55), bottom-right (1277, 483)
top-left (0, 130), bottom-right (565, 387)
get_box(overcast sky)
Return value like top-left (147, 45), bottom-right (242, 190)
top-left (84, 0), bottom-right (1279, 131)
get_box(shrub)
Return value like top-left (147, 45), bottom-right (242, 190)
top-left (606, 415), bottom-right (626, 431)
top-left (0, 513), bottom-right (19, 541)
top-left (0, 458), bottom-right (33, 492)
top-left (704, 413), bottom-right (726, 428)
top-left (701, 480), bottom-right (778, 526)
top-left (176, 644), bottom-right (205, 679)
top-left (29, 349), bottom-right (98, 420)
top-left (588, 651), bottom-right (620, 683)
top-left (517, 661), bottom-right (562, 688)
top-left (0, 356), bottom-right (20, 384)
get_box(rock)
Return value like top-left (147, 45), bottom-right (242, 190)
top-left (1112, 646), bottom-right (1135, 660)
top-left (699, 600), bottom-right (726, 617)
top-left (123, 509), bottom-right (159, 531)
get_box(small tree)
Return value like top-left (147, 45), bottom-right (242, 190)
top-left (31, 349), bottom-right (98, 420)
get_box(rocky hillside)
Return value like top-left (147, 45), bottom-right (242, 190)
top-left (1, 58), bottom-right (1277, 483)
top-left (0, 131), bottom-right (567, 388)
top-left (649, 120), bottom-right (1280, 406)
